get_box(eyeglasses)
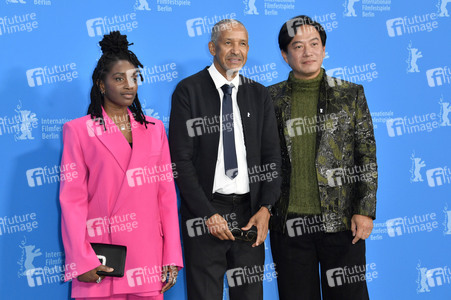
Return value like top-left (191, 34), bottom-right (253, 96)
top-left (230, 227), bottom-right (257, 242)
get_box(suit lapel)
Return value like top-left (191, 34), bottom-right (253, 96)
top-left (111, 110), bottom-right (151, 216)
top-left (237, 79), bottom-right (249, 145)
top-left (96, 108), bottom-right (132, 173)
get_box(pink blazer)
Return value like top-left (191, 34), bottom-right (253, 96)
top-left (59, 109), bottom-right (183, 298)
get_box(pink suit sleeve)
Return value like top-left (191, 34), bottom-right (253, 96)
top-left (59, 122), bottom-right (100, 281)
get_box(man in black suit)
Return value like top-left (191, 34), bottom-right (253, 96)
top-left (169, 19), bottom-right (281, 300)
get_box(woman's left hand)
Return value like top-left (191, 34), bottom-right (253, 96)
top-left (161, 265), bottom-right (179, 293)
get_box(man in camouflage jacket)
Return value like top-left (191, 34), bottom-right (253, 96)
top-left (268, 15), bottom-right (377, 300)
top-left (268, 68), bottom-right (378, 234)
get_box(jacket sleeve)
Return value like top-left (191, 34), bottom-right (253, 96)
top-left (157, 122), bottom-right (184, 269)
top-left (59, 122), bottom-right (100, 281)
top-left (352, 85), bottom-right (378, 219)
top-left (258, 89), bottom-right (282, 207)
top-left (169, 83), bottom-right (217, 219)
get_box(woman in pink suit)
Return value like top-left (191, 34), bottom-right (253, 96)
top-left (59, 31), bottom-right (183, 300)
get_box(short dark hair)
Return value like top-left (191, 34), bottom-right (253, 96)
top-left (278, 15), bottom-right (327, 53)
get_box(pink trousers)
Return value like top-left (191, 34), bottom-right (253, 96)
top-left (76, 294), bottom-right (163, 300)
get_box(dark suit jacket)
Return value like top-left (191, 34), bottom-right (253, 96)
top-left (169, 67), bottom-right (282, 219)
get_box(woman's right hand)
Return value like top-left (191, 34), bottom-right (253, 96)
top-left (77, 265), bottom-right (114, 283)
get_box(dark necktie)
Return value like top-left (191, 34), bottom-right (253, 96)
top-left (221, 84), bottom-right (238, 179)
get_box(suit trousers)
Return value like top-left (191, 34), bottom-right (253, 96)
top-left (181, 196), bottom-right (265, 300)
top-left (270, 216), bottom-right (370, 300)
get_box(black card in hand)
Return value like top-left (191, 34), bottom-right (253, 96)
top-left (91, 243), bottom-right (127, 277)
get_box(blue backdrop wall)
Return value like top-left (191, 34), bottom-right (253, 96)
top-left (1, 0), bottom-right (450, 299)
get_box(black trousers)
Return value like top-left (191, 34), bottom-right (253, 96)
top-left (270, 216), bottom-right (370, 300)
top-left (182, 195), bottom-right (265, 300)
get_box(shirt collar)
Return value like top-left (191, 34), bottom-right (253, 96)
top-left (208, 63), bottom-right (240, 92)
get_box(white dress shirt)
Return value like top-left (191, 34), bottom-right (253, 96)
top-left (208, 63), bottom-right (250, 194)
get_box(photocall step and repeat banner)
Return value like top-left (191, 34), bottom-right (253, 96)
top-left (0, 0), bottom-right (450, 299)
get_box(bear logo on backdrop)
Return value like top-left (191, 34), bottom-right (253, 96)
top-left (406, 41), bottom-right (423, 73)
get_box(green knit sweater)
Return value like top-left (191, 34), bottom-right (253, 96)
top-left (287, 69), bottom-right (323, 215)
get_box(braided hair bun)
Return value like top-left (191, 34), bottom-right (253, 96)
top-left (99, 31), bottom-right (133, 54)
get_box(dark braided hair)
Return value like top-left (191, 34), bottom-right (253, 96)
top-left (87, 31), bottom-right (150, 128)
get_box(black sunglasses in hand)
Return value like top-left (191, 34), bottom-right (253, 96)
top-left (230, 227), bottom-right (257, 243)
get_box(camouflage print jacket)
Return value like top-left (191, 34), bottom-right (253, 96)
top-left (268, 69), bottom-right (377, 233)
